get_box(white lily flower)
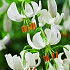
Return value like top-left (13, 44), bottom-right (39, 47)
top-left (0, 33), bottom-right (10, 50)
top-left (54, 53), bottom-right (64, 70)
top-left (56, 25), bottom-right (63, 31)
top-left (5, 51), bottom-right (41, 70)
top-left (3, 14), bottom-right (12, 32)
top-left (0, 0), bottom-right (9, 13)
top-left (38, 9), bottom-right (64, 27)
top-left (44, 25), bottom-right (61, 45)
top-left (63, 16), bottom-right (70, 32)
top-left (7, 0), bottom-right (41, 22)
top-left (27, 32), bottom-right (46, 49)
top-left (48, 0), bottom-right (57, 17)
top-left (62, 3), bottom-right (69, 20)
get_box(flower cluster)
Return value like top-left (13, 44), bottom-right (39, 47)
top-left (2, 0), bottom-right (70, 70)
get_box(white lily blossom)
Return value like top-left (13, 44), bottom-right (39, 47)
top-left (0, 33), bottom-right (10, 50)
top-left (48, 0), bottom-right (57, 17)
top-left (3, 14), bottom-right (12, 32)
top-left (62, 3), bottom-right (69, 20)
top-left (5, 51), bottom-right (41, 70)
top-left (0, 0), bottom-right (9, 13)
top-left (27, 25), bottom-right (61, 49)
top-left (63, 16), bottom-right (70, 32)
top-left (7, 0), bottom-right (41, 22)
top-left (38, 9), bottom-right (64, 27)
top-left (44, 25), bottom-right (61, 45)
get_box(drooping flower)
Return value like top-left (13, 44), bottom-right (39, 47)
top-left (7, 0), bottom-right (41, 22)
top-left (38, 9), bottom-right (64, 27)
top-left (5, 51), bottom-right (41, 70)
top-left (27, 25), bottom-right (61, 49)
top-left (0, 33), bottom-right (10, 50)
top-left (0, 0), bottom-right (9, 13)
top-left (3, 14), bottom-right (12, 32)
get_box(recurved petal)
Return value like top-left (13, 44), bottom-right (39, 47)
top-left (48, 0), bottom-right (57, 17)
top-left (63, 45), bottom-right (70, 58)
top-left (0, 0), bottom-right (9, 13)
top-left (27, 33), bottom-right (41, 49)
top-left (44, 29), bottom-right (51, 45)
top-left (0, 33), bottom-right (10, 45)
top-left (25, 3), bottom-right (33, 17)
top-left (54, 13), bottom-right (64, 25)
top-left (7, 2), bottom-right (24, 22)
top-left (13, 55), bottom-right (23, 70)
top-left (25, 52), bottom-right (36, 68)
top-left (32, 32), bottom-right (46, 49)
top-left (5, 54), bottom-right (14, 69)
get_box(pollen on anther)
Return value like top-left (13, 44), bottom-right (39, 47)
top-left (52, 53), bottom-right (54, 59)
top-left (56, 51), bottom-right (58, 58)
top-left (22, 26), bottom-right (26, 33)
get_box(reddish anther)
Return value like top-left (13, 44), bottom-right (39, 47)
top-left (33, 22), bottom-right (36, 29)
top-left (52, 53), bottom-right (54, 59)
top-left (46, 55), bottom-right (48, 61)
top-left (43, 56), bottom-right (46, 62)
top-left (56, 51), bottom-right (58, 58)
top-left (26, 25), bottom-right (29, 32)
top-left (22, 26), bottom-right (26, 33)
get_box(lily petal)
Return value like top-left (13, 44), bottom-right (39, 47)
top-left (63, 45), bottom-right (70, 58)
top-left (0, 33), bottom-right (10, 45)
top-left (32, 32), bottom-right (46, 49)
top-left (25, 3), bottom-right (33, 17)
top-left (0, 0), bottom-right (9, 13)
top-left (13, 55), bottom-right (23, 70)
top-left (54, 13), bottom-right (64, 25)
top-left (44, 29), bottom-right (51, 45)
top-left (25, 52), bottom-right (36, 68)
top-left (48, 0), bottom-right (57, 17)
top-left (7, 2), bottom-right (25, 22)
top-left (5, 54), bottom-right (14, 69)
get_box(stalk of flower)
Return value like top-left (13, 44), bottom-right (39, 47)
top-left (5, 50), bottom-right (41, 70)
top-left (7, 0), bottom-right (41, 33)
top-left (0, 0), bottom-right (9, 13)
top-left (0, 33), bottom-right (10, 50)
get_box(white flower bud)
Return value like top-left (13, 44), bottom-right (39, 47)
top-left (48, 0), bottom-right (57, 17)
top-left (3, 14), bottom-right (12, 32)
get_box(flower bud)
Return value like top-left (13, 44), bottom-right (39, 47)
top-left (48, 0), bottom-right (57, 17)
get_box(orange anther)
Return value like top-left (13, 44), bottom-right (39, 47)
top-left (33, 22), bottom-right (36, 29)
top-left (46, 55), bottom-right (48, 61)
top-left (43, 56), bottom-right (46, 62)
top-left (56, 51), bottom-right (58, 58)
top-left (30, 23), bottom-right (33, 30)
top-left (48, 57), bottom-right (50, 61)
top-left (22, 26), bottom-right (26, 33)
top-left (26, 25), bottom-right (29, 32)
top-left (52, 53), bottom-right (54, 59)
